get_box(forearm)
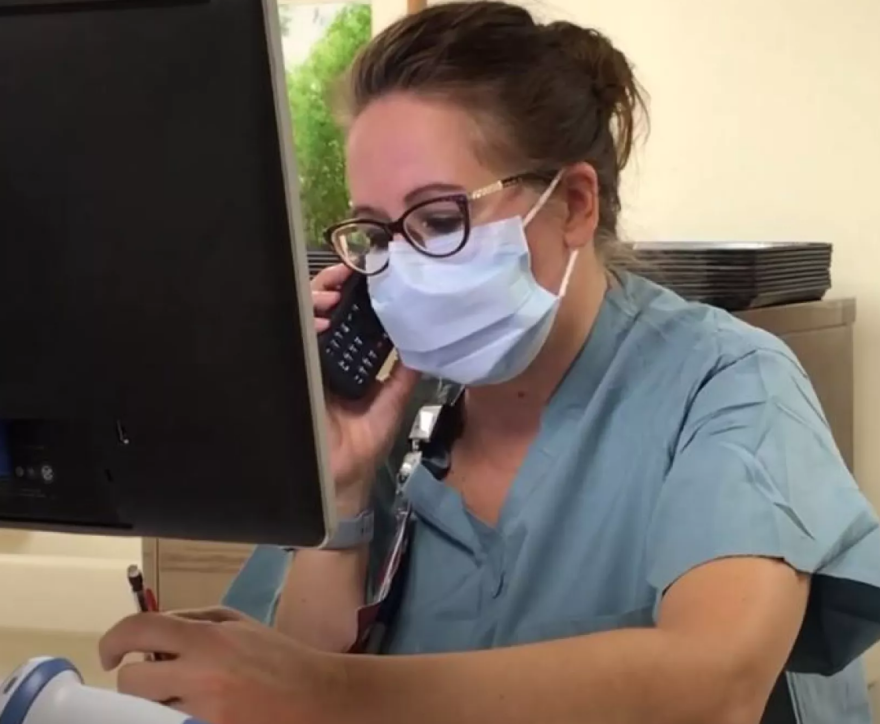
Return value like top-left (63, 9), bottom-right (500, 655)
top-left (338, 628), bottom-right (767, 724)
top-left (275, 488), bottom-right (372, 652)
top-left (275, 547), bottom-right (368, 652)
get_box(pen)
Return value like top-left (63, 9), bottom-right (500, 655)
top-left (126, 564), bottom-right (171, 661)
top-left (126, 564), bottom-right (151, 612)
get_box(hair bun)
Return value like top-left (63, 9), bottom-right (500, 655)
top-left (542, 20), bottom-right (647, 171)
top-left (542, 23), bottom-right (627, 107)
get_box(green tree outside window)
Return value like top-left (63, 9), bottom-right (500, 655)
top-left (286, 4), bottom-right (372, 248)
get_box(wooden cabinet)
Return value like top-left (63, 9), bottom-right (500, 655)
top-left (141, 537), bottom-right (253, 612)
top-left (142, 298), bottom-right (857, 609)
top-left (737, 298), bottom-right (855, 471)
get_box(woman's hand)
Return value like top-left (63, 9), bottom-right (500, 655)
top-left (100, 608), bottom-right (346, 724)
top-left (312, 264), bottom-right (419, 514)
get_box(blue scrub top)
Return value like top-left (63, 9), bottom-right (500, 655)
top-left (224, 273), bottom-right (880, 724)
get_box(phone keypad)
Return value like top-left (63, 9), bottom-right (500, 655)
top-left (322, 300), bottom-right (391, 393)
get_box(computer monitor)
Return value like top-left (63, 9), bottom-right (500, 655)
top-left (0, 0), bottom-right (336, 546)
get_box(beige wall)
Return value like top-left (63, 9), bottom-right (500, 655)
top-left (372, 0), bottom-right (412, 33)
top-left (0, 531), bottom-right (140, 686)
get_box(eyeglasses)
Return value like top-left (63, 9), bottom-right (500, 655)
top-left (324, 172), bottom-right (552, 276)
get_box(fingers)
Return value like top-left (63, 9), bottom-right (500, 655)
top-left (312, 264), bottom-right (350, 334)
top-left (100, 613), bottom-right (199, 670)
top-left (313, 291), bottom-right (340, 334)
top-left (116, 659), bottom-right (185, 703)
top-left (311, 263), bottom-right (351, 293)
top-left (313, 290), bottom-right (341, 315)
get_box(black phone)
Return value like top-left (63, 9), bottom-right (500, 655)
top-left (318, 273), bottom-right (394, 400)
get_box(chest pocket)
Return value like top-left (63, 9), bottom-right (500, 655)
top-left (504, 604), bottom-right (656, 647)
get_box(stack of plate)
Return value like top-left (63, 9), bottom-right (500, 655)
top-left (626, 242), bottom-right (832, 311)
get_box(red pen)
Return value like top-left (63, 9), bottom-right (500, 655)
top-left (126, 564), bottom-right (170, 660)
top-left (144, 586), bottom-right (159, 612)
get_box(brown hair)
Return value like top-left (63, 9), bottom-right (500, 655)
top-left (336, 1), bottom-right (649, 254)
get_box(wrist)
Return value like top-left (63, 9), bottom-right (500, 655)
top-left (319, 652), bottom-right (374, 724)
top-left (294, 650), bottom-right (359, 724)
top-left (335, 480), bottom-right (372, 518)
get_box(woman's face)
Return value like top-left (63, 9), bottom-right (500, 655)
top-left (345, 93), bottom-right (593, 294)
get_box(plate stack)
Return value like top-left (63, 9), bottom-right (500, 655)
top-left (626, 242), bottom-right (832, 311)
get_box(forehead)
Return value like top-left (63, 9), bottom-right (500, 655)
top-left (345, 94), bottom-right (496, 213)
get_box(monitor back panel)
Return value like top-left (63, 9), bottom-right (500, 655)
top-left (0, 0), bottom-right (330, 545)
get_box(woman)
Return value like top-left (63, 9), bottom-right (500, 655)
top-left (99, 3), bottom-right (880, 723)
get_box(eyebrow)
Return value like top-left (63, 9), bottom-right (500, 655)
top-left (350, 182), bottom-right (466, 219)
top-left (404, 182), bottom-right (464, 205)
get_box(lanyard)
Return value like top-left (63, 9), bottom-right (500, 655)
top-left (352, 497), bottom-right (415, 654)
top-left (349, 391), bottom-right (463, 654)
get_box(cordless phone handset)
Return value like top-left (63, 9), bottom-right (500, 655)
top-left (317, 273), bottom-right (394, 400)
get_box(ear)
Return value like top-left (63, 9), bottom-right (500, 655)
top-left (559, 162), bottom-right (599, 250)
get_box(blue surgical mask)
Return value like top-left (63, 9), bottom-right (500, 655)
top-left (367, 173), bottom-right (577, 386)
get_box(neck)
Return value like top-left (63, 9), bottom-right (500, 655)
top-left (462, 262), bottom-right (609, 443)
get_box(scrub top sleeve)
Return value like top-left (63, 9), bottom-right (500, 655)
top-left (221, 544), bottom-right (291, 624)
top-left (646, 347), bottom-right (880, 676)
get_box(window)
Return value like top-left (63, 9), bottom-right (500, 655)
top-left (278, 1), bottom-right (373, 247)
